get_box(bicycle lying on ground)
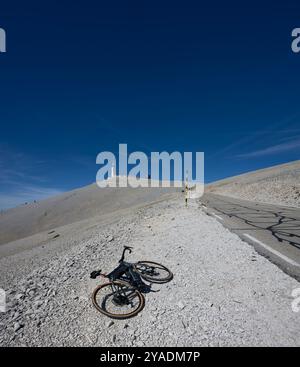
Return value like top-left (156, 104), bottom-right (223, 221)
top-left (90, 246), bottom-right (173, 319)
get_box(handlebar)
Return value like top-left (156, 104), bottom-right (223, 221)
top-left (119, 246), bottom-right (133, 263)
top-left (90, 246), bottom-right (133, 278)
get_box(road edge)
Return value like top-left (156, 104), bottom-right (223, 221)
top-left (199, 203), bottom-right (300, 282)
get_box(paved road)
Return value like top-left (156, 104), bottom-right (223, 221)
top-left (200, 193), bottom-right (300, 280)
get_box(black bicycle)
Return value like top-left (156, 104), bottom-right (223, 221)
top-left (90, 246), bottom-right (173, 319)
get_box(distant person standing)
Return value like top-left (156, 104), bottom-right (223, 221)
top-left (185, 171), bottom-right (188, 207)
top-left (185, 190), bottom-right (188, 207)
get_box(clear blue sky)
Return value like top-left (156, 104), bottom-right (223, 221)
top-left (0, 1), bottom-right (300, 209)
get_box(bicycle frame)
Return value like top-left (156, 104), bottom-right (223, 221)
top-left (91, 246), bottom-right (172, 318)
top-left (104, 246), bottom-right (143, 287)
top-left (107, 261), bottom-right (143, 286)
top-left (103, 261), bottom-right (144, 308)
top-left (91, 246), bottom-right (170, 293)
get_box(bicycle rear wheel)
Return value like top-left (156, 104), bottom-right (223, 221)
top-left (134, 261), bottom-right (173, 283)
top-left (92, 280), bottom-right (145, 319)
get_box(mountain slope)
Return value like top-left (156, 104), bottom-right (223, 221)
top-left (206, 160), bottom-right (300, 207)
top-left (0, 182), bottom-right (179, 246)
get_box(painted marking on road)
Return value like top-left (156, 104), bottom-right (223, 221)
top-left (212, 213), bottom-right (223, 221)
top-left (243, 234), bottom-right (300, 268)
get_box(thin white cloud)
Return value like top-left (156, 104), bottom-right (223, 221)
top-left (209, 114), bottom-right (300, 159)
top-left (237, 139), bottom-right (300, 158)
top-left (0, 145), bottom-right (47, 184)
top-left (0, 145), bottom-right (62, 209)
top-left (0, 185), bottom-right (62, 210)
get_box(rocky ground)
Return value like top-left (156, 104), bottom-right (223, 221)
top-left (207, 160), bottom-right (300, 208)
top-left (0, 196), bottom-right (299, 347)
top-left (208, 179), bottom-right (300, 208)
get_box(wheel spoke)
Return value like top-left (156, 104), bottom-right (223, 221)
top-left (135, 261), bottom-right (172, 283)
top-left (93, 282), bottom-right (144, 318)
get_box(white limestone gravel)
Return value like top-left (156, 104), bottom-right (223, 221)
top-left (0, 196), bottom-right (299, 347)
top-left (207, 160), bottom-right (300, 208)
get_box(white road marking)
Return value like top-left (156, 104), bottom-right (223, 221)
top-left (243, 234), bottom-right (300, 268)
top-left (212, 213), bottom-right (223, 221)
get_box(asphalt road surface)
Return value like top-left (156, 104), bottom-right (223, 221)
top-left (200, 193), bottom-right (300, 280)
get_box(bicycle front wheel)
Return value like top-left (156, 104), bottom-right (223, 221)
top-left (134, 261), bottom-right (173, 283)
top-left (92, 280), bottom-right (145, 319)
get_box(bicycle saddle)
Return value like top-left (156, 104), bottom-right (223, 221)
top-left (90, 270), bottom-right (102, 279)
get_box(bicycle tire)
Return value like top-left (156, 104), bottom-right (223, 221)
top-left (92, 280), bottom-right (145, 319)
top-left (134, 261), bottom-right (173, 283)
